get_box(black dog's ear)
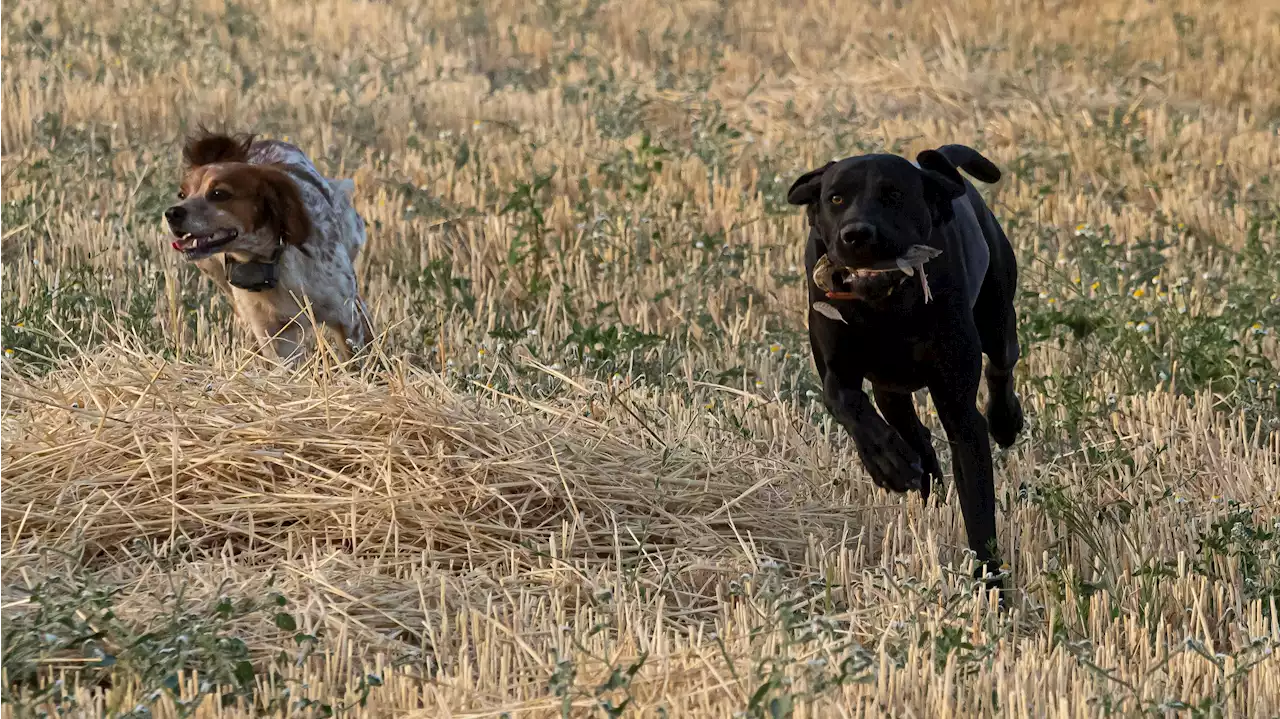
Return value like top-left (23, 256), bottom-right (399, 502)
top-left (916, 150), bottom-right (966, 223)
top-left (786, 162), bottom-right (834, 206)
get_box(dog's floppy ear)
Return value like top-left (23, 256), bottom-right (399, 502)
top-left (258, 166), bottom-right (312, 247)
top-left (183, 128), bottom-right (255, 167)
top-left (786, 161), bottom-right (834, 206)
top-left (916, 149), bottom-right (966, 223)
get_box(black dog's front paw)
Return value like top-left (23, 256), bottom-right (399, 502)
top-left (853, 422), bottom-right (922, 492)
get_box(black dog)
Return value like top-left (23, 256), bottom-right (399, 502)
top-left (787, 144), bottom-right (1023, 579)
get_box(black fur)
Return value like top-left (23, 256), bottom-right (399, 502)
top-left (788, 144), bottom-right (1024, 582)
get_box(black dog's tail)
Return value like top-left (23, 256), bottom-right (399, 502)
top-left (935, 144), bottom-right (1001, 184)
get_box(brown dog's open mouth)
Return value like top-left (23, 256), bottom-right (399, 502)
top-left (171, 229), bottom-right (239, 256)
top-left (813, 245), bottom-right (942, 303)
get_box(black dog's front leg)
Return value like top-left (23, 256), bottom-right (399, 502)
top-left (931, 386), bottom-right (1002, 581)
top-left (823, 372), bottom-right (923, 493)
top-left (873, 387), bottom-right (943, 502)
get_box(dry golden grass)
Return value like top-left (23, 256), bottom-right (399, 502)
top-left (2, 0), bottom-right (1279, 716)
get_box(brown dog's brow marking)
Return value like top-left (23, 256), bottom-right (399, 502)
top-left (179, 165), bottom-right (231, 198)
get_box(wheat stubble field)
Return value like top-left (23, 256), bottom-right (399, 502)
top-left (2, 0), bottom-right (1280, 716)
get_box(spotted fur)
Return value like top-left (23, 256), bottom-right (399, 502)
top-left (168, 131), bottom-right (373, 365)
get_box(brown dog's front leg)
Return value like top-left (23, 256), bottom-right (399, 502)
top-left (254, 319), bottom-right (308, 369)
top-left (823, 372), bottom-right (922, 493)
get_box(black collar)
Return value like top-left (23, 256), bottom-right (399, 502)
top-left (225, 239), bottom-right (284, 292)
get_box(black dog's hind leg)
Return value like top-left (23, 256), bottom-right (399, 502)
top-left (973, 212), bottom-right (1024, 448)
top-left (872, 387), bottom-right (943, 502)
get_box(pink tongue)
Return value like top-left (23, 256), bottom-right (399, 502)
top-left (171, 240), bottom-right (181, 251)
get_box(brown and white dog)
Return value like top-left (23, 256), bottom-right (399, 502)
top-left (164, 130), bottom-right (373, 365)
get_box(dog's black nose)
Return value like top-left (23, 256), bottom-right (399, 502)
top-left (164, 206), bottom-right (187, 225)
top-left (839, 222), bottom-right (876, 245)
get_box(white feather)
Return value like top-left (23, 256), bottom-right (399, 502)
top-left (812, 301), bottom-right (847, 323)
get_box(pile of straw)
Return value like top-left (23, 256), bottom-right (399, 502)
top-left (2, 346), bottom-right (864, 640)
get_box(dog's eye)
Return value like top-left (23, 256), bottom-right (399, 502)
top-left (177, 191), bottom-right (187, 200)
top-left (829, 195), bottom-right (844, 206)
top-left (208, 189), bottom-right (231, 202)
top-left (884, 189), bottom-right (903, 203)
